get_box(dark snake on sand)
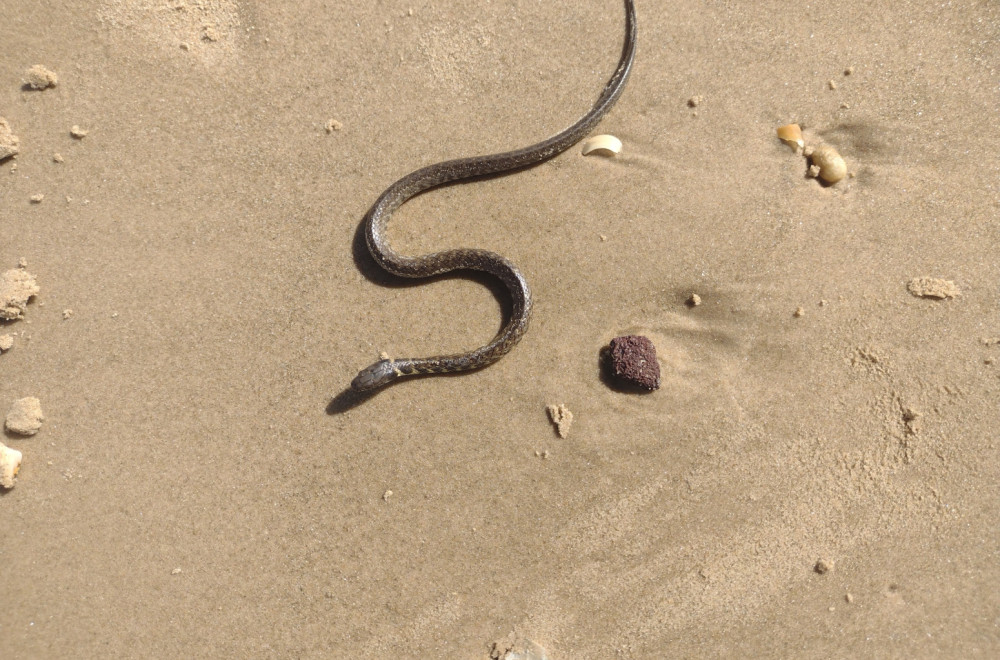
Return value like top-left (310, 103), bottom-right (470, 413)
top-left (351, 0), bottom-right (637, 391)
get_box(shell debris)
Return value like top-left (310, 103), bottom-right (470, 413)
top-left (581, 134), bottom-right (622, 157)
top-left (776, 123), bottom-right (804, 150)
top-left (0, 443), bottom-right (22, 489)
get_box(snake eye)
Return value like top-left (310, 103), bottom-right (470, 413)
top-left (351, 359), bottom-right (399, 391)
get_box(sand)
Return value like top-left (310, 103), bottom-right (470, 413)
top-left (2, 1), bottom-right (999, 657)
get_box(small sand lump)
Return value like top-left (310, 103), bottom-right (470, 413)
top-left (1, 267), bottom-right (40, 320)
top-left (0, 117), bottom-right (19, 161)
top-left (609, 335), bottom-right (661, 391)
top-left (809, 144), bottom-right (847, 184)
top-left (546, 404), bottom-right (574, 439)
top-left (5, 397), bottom-right (44, 436)
top-left (0, 334), bottom-right (13, 352)
top-left (24, 64), bottom-right (58, 90)
top-left (814, 558), bottom-right (835, 574)
top-left (907, 277), bottom-right (961, 300)
top-left (0, 443), bottom-right (23, 489)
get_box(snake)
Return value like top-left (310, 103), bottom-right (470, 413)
top-left (351, 0), bottom-right (637, 391)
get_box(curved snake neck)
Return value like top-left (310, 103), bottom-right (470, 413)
top-left (352, 0), bottom-right (637, 391)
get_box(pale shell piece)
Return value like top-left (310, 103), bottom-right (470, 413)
top-left (776, 123), bottom-right (804, 150)
top-left (503, 639), bottom-right (549, 660)
top-left (0, 443), bottom-right (22, 489)
top-left (581, 134), bottom-right (622, 157)
top-left (810, 144), bottom-right (847, 184)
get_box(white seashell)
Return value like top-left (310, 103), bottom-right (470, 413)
top-left (1, 443), bottom-right (22, 489)
top-left (581, 134), bottom-right (622, 157)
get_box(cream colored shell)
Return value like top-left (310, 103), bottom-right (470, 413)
top-left (0, 443), bottom-right (22, 489)
top-left (581, 134), bottom-right (622, 157)
top-left (810, 144), bottom-right (847, 184)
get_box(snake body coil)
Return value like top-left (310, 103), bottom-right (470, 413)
top-left (352, 0), bottom-right (637, 391)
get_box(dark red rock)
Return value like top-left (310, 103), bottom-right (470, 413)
top-left (608, 335), bottom-right (661, 391)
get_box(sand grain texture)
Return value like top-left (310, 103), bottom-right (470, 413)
top-left (2, 1), bottom-right (999, 658)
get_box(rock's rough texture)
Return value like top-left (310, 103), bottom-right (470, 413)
top-left (609, 335), bottom-right (661, 391)
top-left (24, 64), bottom-right (58, 90)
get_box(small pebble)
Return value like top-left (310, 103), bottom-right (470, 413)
top-left (5, 397), bottom-right (44, 436)
top-left (382, 489), bottom-right (393, 501)
top-left (609, 335), bottom-right (661, 391)
top-left (62, 309), bottom-right (74, 320)
top-left (809, 145), bottom-right (847, 184)
top-left (794, 307), bottom-right (805, 318)
top-left (814, 558), bottom-right (835, 575)
top-left (24, 64), bottom-right (58, 90)
top-left (30, 194), bottom-right (44, 204)
top-left (53, 153), bottom-right (64, 163)
top-left (687, 95), bottom-right (704, 108)
top-left (70, 125), bottom-right (88, 139)
top-left (828, 79), bottom-right (838, 90)
top-left (0, 334), bottom-right (13, 352)
top-left (687, 293), bottom-right (702, 307)
top-left (325, 118), bottom-right (343, 133)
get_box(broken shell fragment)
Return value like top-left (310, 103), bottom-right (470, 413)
top-left (1, 443), bottom-right (22, 489)
top-left (581, 134), bottom-right (622, 157)
top-left (776, 123), bottom-right (804, 150)
top-left (810, 144), bottom-right (847, 184)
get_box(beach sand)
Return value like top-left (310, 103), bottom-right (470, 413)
top-left (2, 1), bottom-right (998, 657)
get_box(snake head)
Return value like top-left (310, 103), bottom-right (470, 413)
top-left (351, 359), bottom-right (400, 391)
